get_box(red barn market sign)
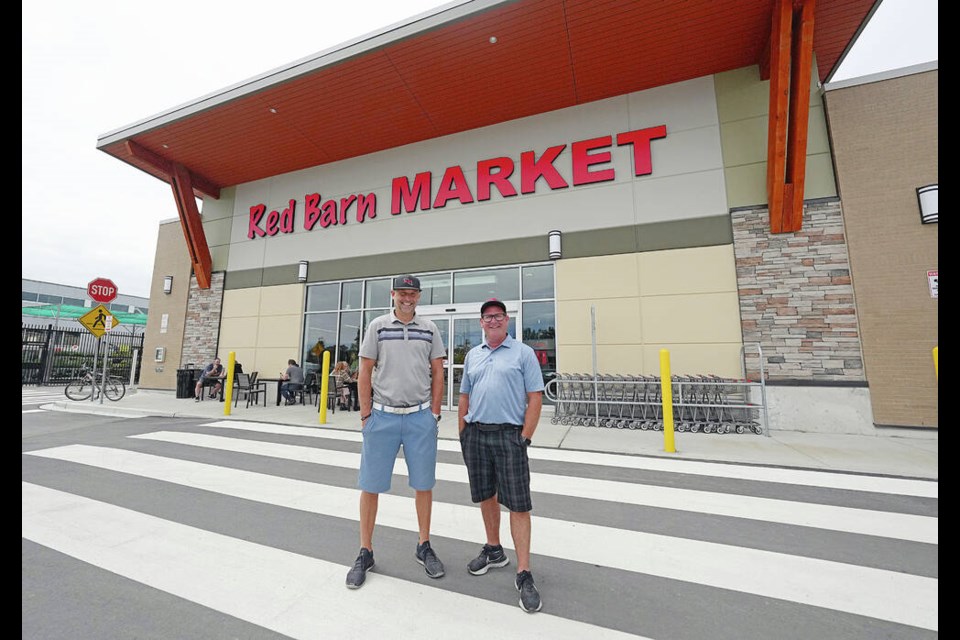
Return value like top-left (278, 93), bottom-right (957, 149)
top-left (247, 125), bottom-right (666, 239)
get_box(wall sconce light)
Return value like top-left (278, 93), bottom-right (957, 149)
top-left (298, 260), bottom-right (309, 282)
top-left (917, 185), bottom-right (938, 224)
top-left (548, 230), bottom-right (562, 260)
top-left (162, 275), bottom-right (173, 294)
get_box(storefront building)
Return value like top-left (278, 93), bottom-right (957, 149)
top-left (101, 1), bottom-right (936, 432)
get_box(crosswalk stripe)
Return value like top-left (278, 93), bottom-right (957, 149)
top-left (199, 420), bottom-right (938, 498)
top-left (22, 482), bottom-right (644, 640)
top-left (134, 430), bottom-right (937, 543)
top-left (25, 444), bottom-right (937, 631)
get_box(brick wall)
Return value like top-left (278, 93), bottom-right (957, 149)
top-left (180, 272), bottom-right (225, 368)
top-left (732, 199), bottom-right (865, 382)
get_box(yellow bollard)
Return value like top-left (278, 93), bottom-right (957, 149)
top-left (660, 349), bottom-right (676, 453)
top-left (318, 350), bottom-right (332, 424)
top-left (223, 352), bottom-right (236, 416)
top-left (933, 346), bottom-right (938, 379)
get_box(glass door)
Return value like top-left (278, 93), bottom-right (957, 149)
top-left (425, 314), bottom-right (484, 409)
top-left (424, 310), bottom-right (521, 409)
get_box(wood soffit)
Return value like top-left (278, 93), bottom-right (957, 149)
top-left (96, 0), bottom-right (877, 198)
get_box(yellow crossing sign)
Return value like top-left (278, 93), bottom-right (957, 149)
top-left (78, 304), bottom-right (121, 338)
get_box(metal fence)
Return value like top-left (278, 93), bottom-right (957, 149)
top-left (22, 323), bottom-right (143, 386)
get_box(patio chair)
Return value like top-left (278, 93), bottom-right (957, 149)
top-left (234, 372), bottom-right (266, 408)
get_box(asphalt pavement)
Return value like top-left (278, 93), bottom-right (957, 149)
top-left (41, 386), bottom-right (938, 480)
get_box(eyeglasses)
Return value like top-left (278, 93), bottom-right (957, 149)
top-left (481, 313), bottom-right (506, 323)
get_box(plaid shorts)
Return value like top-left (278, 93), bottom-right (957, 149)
top-left (459, 423), bottom-right (532, 512)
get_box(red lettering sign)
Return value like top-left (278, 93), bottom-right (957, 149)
top-left (245, 126), bottom-right (667, 239)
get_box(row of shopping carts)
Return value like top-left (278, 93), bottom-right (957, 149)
top-left (544, 373), bottom-right (765, 434)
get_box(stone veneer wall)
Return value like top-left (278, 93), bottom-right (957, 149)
top-left (180, 272), bottom-right (225, 368)
top-left (732, 199), bottom-right (865, 382)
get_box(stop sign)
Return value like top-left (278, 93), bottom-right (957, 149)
top-left (87, 277), bottom-right (118, 304)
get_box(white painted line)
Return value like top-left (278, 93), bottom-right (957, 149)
top-left (198, 420), bottom-right (938, 498)
top-left (134, 431), bottom-right (937, 543)
top-left (22, 482), bottom-right (643, 640)
top-left (25, 446), bottom-right (938, 631)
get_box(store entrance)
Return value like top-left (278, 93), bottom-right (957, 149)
top-left (422, 302), bottom-right (518, 410)
top-left (423, 313), bottom-right (481, 410)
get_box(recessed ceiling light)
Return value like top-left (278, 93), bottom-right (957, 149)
top-left (488, 36), bottom-right (497, 44)
top-left (162, 144), bottom-right (169, 149)
top-left (269, 108), bottom-right (278, 114)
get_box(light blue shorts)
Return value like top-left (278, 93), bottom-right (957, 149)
top-left (358, 408), bottom-right (438, 493)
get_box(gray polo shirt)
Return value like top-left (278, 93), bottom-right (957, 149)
top-left (359, 310), bottom-right (446, 407)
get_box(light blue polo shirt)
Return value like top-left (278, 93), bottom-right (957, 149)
top-left (460, 334), bottom-right (544, 425)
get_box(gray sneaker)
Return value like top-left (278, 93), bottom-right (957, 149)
top-left (345, 548), bottom-right (374, 589)
top-left (415, 540), bottom-right (445, 578)
top-left (468, 544), bottom-right (510, 575)
top-left (515, 570), bottom-right (542, 613)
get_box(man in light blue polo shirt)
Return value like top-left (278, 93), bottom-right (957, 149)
top-left (458, 298), bottom-right (545, 613)
top-left (345, 275), bottom-right (446, 590)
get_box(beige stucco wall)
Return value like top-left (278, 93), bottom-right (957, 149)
top-left (824, 67), bottom-right (938, 428)
top-left (715, 63), bottom-right (837, 207)
top-left (219, 283), bottom-right (305, 378)
top-left (556, 245), bottom-right (743, 377)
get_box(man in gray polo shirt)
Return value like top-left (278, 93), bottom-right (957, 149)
top-left (345, 274), bottom-right (446, 589)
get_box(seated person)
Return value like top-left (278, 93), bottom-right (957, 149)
top-left (280, 359), bottom-right (305, 405)
top-left (195, 357), bottom-right (224, 401)
top-left (333, 361), bottom-right (352, 410)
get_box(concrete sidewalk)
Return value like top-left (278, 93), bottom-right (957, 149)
top-left (44, 387), bottom-right (938, 480)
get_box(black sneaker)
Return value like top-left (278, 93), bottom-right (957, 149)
top-left (345, 548), bottom-right (374, 589)
top-left (467, 544), bottom-right (510, 575)
top-left (415, 540), bottom-right (445, 578)
top-left (515, 570), bottom-right (542, 613)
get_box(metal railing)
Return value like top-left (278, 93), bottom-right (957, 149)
top-left (543, 346), bottom-right (768, 435)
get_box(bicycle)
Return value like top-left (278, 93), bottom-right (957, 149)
top-left (64, 366), bottom-right (126, 402)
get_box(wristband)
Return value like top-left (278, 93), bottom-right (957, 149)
top-left (361, 414), bottom-right (371, 421)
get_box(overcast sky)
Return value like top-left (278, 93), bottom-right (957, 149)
top-left (21, 0), bottom-right (937, 298)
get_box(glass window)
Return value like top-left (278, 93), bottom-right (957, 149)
top-left (419, 273), bottom-right (451, 305)
top-left (521, 301), bottom-right (556, 384)
top-left (22, 291), bottom-right (38, 302)
top-left (453, 267), bottom-right (519, 303)
top-left (364, 278), bottom-right (391, 308)
top-left (306, 283), bottom-right (339, 312)
top-left (61, 297), bottom-right (85, 307)
top-left (337, 311), bottom-right (363, 370)
top-left (302, 313), bottom-right (337, 378)
top-left (522, 264), bottom-right (554, 299)
top-left (38, 293), bottom-right (61, 304)
top-left (341, 281), bottom-right (363, 310)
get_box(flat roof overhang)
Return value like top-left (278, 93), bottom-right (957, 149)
top-left (96, 0), bottom-right (878, 200)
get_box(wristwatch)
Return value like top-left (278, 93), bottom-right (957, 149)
top-left (522, 437), bottom-right (532, 447)
top-left (433, 413), bottom-right (442, 422)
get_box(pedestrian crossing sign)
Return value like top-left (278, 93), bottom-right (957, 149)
top-left (78, 304), bottom-right (121, 338)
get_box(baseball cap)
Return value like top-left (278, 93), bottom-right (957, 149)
top-left (480, 298), bottom-right (507, 315)
top-left (392, 275), bottom-right (421, 291)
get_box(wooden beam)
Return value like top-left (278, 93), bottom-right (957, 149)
top-left (784, 0), bottom-right (816, 232)
top-left (124, 141), bottom-right (222, 200)
top-left (170, 163), bottom-right (213, 289)
top-left (766, 0), bottom-right (792, 234)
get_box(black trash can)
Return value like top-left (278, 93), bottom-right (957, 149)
top-left (176, 368), bottom-right (200, 398)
